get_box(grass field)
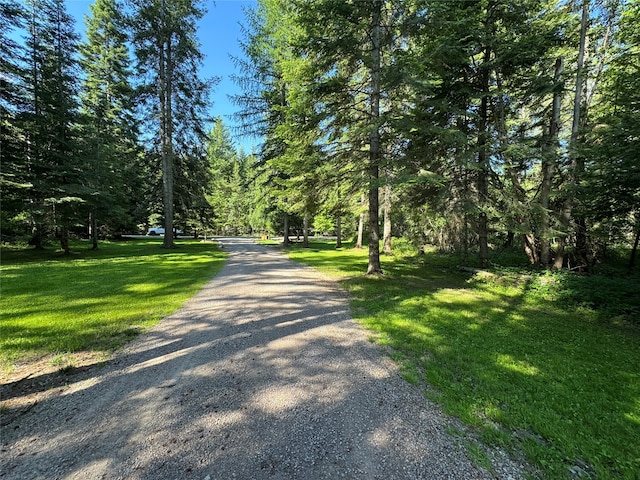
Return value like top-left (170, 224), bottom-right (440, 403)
top-left (286, 240), bottom-right (640, 480)
top-left (0, 238), bottom-right (226, 371)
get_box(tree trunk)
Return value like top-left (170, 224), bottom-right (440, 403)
top-left (555, 1), bottom-right (588, 269)
top-left (336, 215), bottom-right (342, 248)
top-left (161, 0), bottom-right (174, 249)
top-left (523, 234), bottom-right (540, 265)
top-left (382, 184), bottom-right (392, 255)
top-left (462, 167), bottom-right (469, 259)
top-left (366, 0), bottom-right (383, 275)
top-left (628, 220), bottom-right (640, 274)
top-left (303, 213), bottom-right (309, 248)
top-left (503, 231), bottom-right (514, 248)
top-left (60, 226), bottom-right (70, 255)
top-left (283, 212), bottom-right (289, 247)
top-left (90, 211), bottom-right (98, 250)
top-left (477, 47), bottom-right (491, 268)
top-left (541, 57), bottom-right (564, 266)
top-left (29, 224), bottom-right (44, 250)
top-left (355, 193), bottom-right (365, 249)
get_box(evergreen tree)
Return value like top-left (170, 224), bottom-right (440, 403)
top-left (0, 0), bottom-right (30, 238)
top-left (584, 0), bottom-right (640, 271)
top-left (21, 0), bottom-right (83, 252)
top-left (204, 118), bottom-right (260, 236)
top-left (402, 0), bottom-right (565, 266)
top-left (291, 0), bottom-right (411, 273)
top-left (233, 0), bottom-right (300, 246)
top-left (130, 0), bottom-right (213, 248)
top-left (79, 0), bottom-right (139, 247)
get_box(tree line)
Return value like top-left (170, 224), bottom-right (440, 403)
top-left (2, 0), bottom-right (638, 274)
top-left (233, 0), bottom-right (639, 274)
top-left (1, 0), bottom-right (231, 251)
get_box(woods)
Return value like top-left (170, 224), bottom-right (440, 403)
top-left (1, 0), bottom-right (638, 269)
top-left (1, 0), bottom-right (215, 249)
top-left (233, 0), bottom-right (639, 273)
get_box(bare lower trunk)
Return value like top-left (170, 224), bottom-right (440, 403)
top-left (336, 215), bottom-right (342, 248)
top-left (575, 217), bottom-right (588, 270)
top-left (523, 234), bottom-right (540, 265)
top-left (366, 0), bottom-right (383, 275)
top-left (554, 204), bottom-right (571, 270)
top-left (503, 231), bottom-right (514, 248)
top-left (367, 174), bottom-right (381, 275)
top-left (628, 222), bottom-right (640, 274)
top-left (355, 193), bottom-right (365, 249)
top-left (382, 184), bottom-right (392, 255)
top-left (60, 226), bottom-right (70, 255)
top-left (29, 223), bottom-right (44, 249)
top-left (283, 212), bottom-right (290, 247)
top-left (303, 214), bottom-right (309, 248)
top-left (90, 211), bottom-right (98, 250)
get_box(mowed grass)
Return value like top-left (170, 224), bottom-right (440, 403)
top-left (0, 238), bottom-right (226, 369)
top-left (286, 240), bottom-right (640, 479)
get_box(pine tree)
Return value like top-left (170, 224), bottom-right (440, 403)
top-left (583, 0), bottom-right (640, 271)
top-left (130, 0), bottom-right (213, 248)
top-left (0, 0), bottom-right (30, 237)
top-left (291, 0), bottom-right (412, 274)
top-left (79, 0), bottom-right (139, 248)
top-left (402, 0), bottom-right (565, 266)
top-left (233, 0), bottom-right (305, 246)
top-left (21, 0), bottom-right (83, 253)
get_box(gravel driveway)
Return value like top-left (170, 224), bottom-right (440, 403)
top-left (1, 237), bottom-right (528, 479)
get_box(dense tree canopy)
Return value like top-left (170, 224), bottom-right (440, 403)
top-left (233, 0), bottom-right (639, 272)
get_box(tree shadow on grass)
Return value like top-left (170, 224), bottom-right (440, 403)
top-left (0, 240), bottom-right (227, 364)
top-left (344, 253), bottom-right (640, 478)
top-left (1, 238), bottom-right (506, 480)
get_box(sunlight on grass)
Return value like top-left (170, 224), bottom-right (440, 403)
top-left (495, 354), bottom-right (540, 376)
top-left (286, 239), bottom-right (640, 479)
top-left (125, 283), bottom-right (167, 293)
top-left (0, 239), bottom-right (226, 368)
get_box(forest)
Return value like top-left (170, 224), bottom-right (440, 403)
top-left (1, 0), bottom-right (639, 272)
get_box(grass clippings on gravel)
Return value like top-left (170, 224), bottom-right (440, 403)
top-left (0, 238), bottom-right (226, 374)
top-left (286, 239), bottom-right (640, 480)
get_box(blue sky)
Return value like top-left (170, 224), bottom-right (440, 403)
top-left (65, 0), bottom-right (259, 152)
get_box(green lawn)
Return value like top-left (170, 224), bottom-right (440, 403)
top-left (0, 238), bottom-right (226, 369)
top-left (286, 240), bottom-right (640, 480)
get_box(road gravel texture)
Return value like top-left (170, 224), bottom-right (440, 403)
top-left (1, 237), bottom-right (529, 479)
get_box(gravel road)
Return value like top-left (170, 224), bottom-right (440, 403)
top-left (1, 237), bottom-right (529, 479)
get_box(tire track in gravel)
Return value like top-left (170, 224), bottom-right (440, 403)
top-left (1, 237), bottom-right (529, 479)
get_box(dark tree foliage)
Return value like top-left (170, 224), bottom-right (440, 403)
top-left (0, 0), bottom-right (30, 235)
top-left (19, 0), bottom-right (83, 253)
top-left (79, 0), bottom-right (141, 247)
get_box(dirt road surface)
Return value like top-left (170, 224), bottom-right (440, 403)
top-left (1, 237), bottom-right (528, 479)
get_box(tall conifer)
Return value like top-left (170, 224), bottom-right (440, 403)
top-left (22, 0), bottom-right (82, 252)
top-left (79, 0), bottom-right (138, 247)
top-left (130, 0), bottom-right (212, 248)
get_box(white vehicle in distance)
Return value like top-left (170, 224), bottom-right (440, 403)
top-left (146, 226), bottom-right (183, 236)
top-left (146, 226), bottom-right (165, 236)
